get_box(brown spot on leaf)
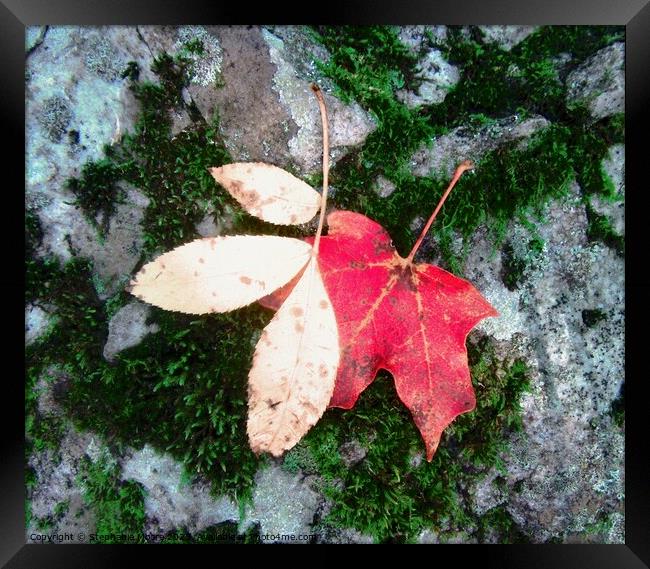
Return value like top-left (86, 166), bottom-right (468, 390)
top-left (243, 189), bottom-right (260, 207)
top-left (319, 300), bottom-right (329, 309)
top-left (295, 322), bottom-right (304, 333)
top-left (199, 257), bottom-right (205, 264)
top-left (194, 271), bottom-right (199, 277)
top-left (209, 239), bottom-right (217, 250)
top-left (240, 276), bottom-right (252, 285)
top-left (319, 364), bottom-right (329, 378)
top-left (160, 263), bottom-right (166, 269)
top-left (291, 307), bottom-right (304, 317)
top-left (290, 214), bottom-right (297, 223)
top-left (212, 292), bottom-right (217, 297)
top-left (349, 260), bottom-right (367, 270)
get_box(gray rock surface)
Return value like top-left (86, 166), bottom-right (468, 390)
top-left (120, 444), bottom-right (239, 536)
top-left (479, 26), bottom-right (538, 51)
top-left (397, 25), bottom-right (448, 50)
top-left (396, 48), bottom-right (460, 108)
top-left (410, 115), bottom-right (550, 179)
top-left (26, 26), bottom-right (154, 296)
top-left (121, 447), bottom-right (322, 542)
top-left (27, 425), bottom-right (102, 543)
top-left (262, 28), bottom-right (377, 174)
top-left (103, 301), bottom-right (160, 362)
top-left (395, 26), bottom-right (460, 108)
top-left (461, 184), bottom-right (624, 542)
top-left (27, 364), bottom-right (106, 545)
top-left (246, 463), bottom-right (321, 542)
top-left (566, 42), bottom-right (624, 121)
top-left (25, 304), bottom-right (54, 345)
top-left (26, 26), bottom-right (48, 53)
top-left (373, 175), bottom-right (397, 198)
top-left (338, 440), bottom-right (367, 467)
top-left (138, 26), bottom-right (376, 175)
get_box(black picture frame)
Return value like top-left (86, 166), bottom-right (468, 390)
top-left (9, 0), bottom-right (649, 565)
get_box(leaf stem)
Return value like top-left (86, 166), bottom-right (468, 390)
top-left (311, 84), bottom-right (329, 255)
top-left (406, 160), bottom-right (475, 264)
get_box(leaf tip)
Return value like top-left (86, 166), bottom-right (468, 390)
top-left (425, 438), bottom-right (440, 462)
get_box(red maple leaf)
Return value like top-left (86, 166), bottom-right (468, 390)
top-left (262, 163), bottom-right (498, 460)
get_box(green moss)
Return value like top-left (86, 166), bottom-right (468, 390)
top-left (475, 505), bottom-right (528, 543)
top-left (501, 237), bottom-right (545, 291)
top-left (66, 159), bottom-right (126, 236)
top-left (582, 308), bottom-right (607, 328)
top-left (609, 383), bottom-right (624, 428)
top-left (311, 26), bottom-right (624, 270)
top-left (585, 201), bottom-right (624, 255)
top-left (25, 366), bottom-right (67, 456)
top-left (298, 336), bottom-right (531, 543)
top-left (77, 455), bottom-right (146, 542)
top-left (26, 253), bottom-right (264, 502)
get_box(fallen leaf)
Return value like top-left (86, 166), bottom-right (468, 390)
top-left (261, 210), bottom-right (497, 460)
top-left (247, 256), bottom-right (339, 456)
top-left (129, 235), bottom-right (311, 314)
top-left (209, 162), bottom-right (321, 225)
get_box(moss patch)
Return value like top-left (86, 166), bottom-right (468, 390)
top-left (312, 26), bottom-right (624, 271)
top-left (284, 336), bottom-right (531, 543)
top-left (77, 454), bottom-right (146, 542)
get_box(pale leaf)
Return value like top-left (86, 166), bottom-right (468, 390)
top-left (209, 162), bottom-right (321, 225)
top-left (247, 257), bottom-right (339, 456)
top-left (128, 236), bottom-right (311, 314)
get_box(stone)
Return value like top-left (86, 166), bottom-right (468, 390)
top-left (338, 440), bottom-right (367, 467)
top-left (460, 184), bottom-right (624, 542)
top-left (479, 26), bottom-right (538, 51)
top-left (264, 25), bottom-right (335, 91)
top-left (137, 26), bottom-right (376, 175)
top-left (244, 463), bottom-right (321, 543)
top-left (103, 301), bottom-right (160, 362)
top-left (373, 175), bottom-right (397, 198)
top-left (121, 449), bottom-right (324, 543)
top-left (195, 212), bottom-right (220, 237)
top-left (410, 115), bottom-right (550, 180)
top-left (396, 48), bottom-right (460, 108)
top-left (26, 26), bottom-right (155, 286)
top-left (566, 42), bottom-right (624, 121)
top-left (394, 26), bottom-right (460, 108)
top-left (262, 27), bottom-right (377, 174)
top-left (27, 426), bottom-right (103, 543)
top-left (33, 184), bottom-right (149, 299)
top-left (26, 26), bottom-right (47, 53)
top-left (397, 25), bottom-right (448, 50)
top-left (120, 444), bottom-right (239, 535)
top-left (25, 304), bottom-right (54, 345)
